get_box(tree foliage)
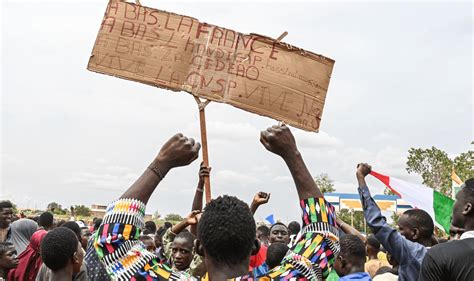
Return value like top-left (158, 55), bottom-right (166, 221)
top-left (73, 205), bottom-right (91, 217)
top-left (337, 209), bottom-right (370, 234)
top-left (47, 202), bottom-right (66, 215)
top-left (314, 173), bottom-right (336, 194)
top-left (406, 146), bottom-right (473, 195)
top-left (164, 213), bottom-right (183, 222)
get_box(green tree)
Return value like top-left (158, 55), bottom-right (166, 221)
top-left (453, 151), bottom-right (474, 181)
top-left (47, 202), bottom-right (66, 215)
top-left (314, 173), bottom-right (336, 194)
top-left (390, 212), bottom-right (400, 228)
top-left (406, 146), bottom-right (473, 195)
top-left (164, 213), bottom-right (183, 221)
top-left (73, 205), bottom-right (91, 217)
top-left (407, 147), bottom-right (452, 195)
top-left (337, 209), bottom-right (369, 234)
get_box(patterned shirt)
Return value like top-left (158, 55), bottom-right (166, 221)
top-left (90, 197), bottom-right (339, 280)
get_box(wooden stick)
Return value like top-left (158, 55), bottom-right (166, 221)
top-left (194, 96), bottom-right (212, 203)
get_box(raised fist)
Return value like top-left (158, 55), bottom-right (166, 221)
top-left (260, 125), bottom-right (297, 159)
top-left (252, 192), bottom-right (271, 206)
top-left (156, 134), bottom-right (201, 169)
top-left (356, 163), bottom-right (372, 178)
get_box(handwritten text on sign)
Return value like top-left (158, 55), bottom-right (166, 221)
top-left (87, 1), bottom-right (335, 132)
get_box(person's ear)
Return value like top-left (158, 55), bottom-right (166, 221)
top-left (72, 252), bottom-right (80, 264)
top-left (412, 228), bottom-right (420, 240)
top-left (195, 239), bottom-right (204, 257)
top-left (463, 202), bottom-right (473, 216)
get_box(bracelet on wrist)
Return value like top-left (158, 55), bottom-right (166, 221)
top-left (148, 162), bottom-right (166, 180)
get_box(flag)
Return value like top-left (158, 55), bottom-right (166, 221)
top-left (451, 169), bottom-right (463, 199)
top-left (370, 171), bottom-right (454, 233)
top-left (265, 214), bottom-right (276, 225)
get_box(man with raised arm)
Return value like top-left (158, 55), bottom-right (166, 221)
top-left (355, 163), bottom-right (434, 281)
top-left (91, 125), bottom-right (339, 280)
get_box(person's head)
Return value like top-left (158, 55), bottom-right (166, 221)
top-left (0, 242), bottom-right (18, 271)
top-left (397, 209), bottom-right (434, 243)
top-left (155, 227), bottom-right (166, 249)
top-left (93, 218), bottom-right (102, 232)
top-left (80, 227), bottom-right (91, 249)
top-left (164, 222), bottom-right (172, 229)
top-left (139, 235), bottom-right (156, 253)
top-left (452, 178), bottom-right (474, 231)
top-left (39, 212), bottom-right (54, 230)
top-left (366, 235), bottom-right (380, 257)
top-left (269, 222), bottom-right (290, 244)
top-left (171, 231), bottom-right (195, 271)
top-left (40, 227), bottom-right (84, 274)
top-left (374, 266), bottom-right (394, 277)
top-left (144, 221), bottom-right (157, 235)
top-left (61, 221), bottom-right (82, 241)
top-left (287, 221), bottom-right (301, 236)
top-left (334, 234), bottom-right (366, 277)
top-left (197, 195), bottom-right (256, 268)
top-left (256, 225), bottom-right (270, 246)
top-left (266, 242), bottom-right (289, 269)
top-left (9, 218), bottom-right (38, 254)
top-left (0, 201), bottom-right (14, 228)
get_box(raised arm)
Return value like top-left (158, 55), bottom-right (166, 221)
top-left (356, 163), bottom-right (424, 265)
top-left (190, 163), bottom-right (210, 235)
top-left (261, 125), bottom-right (339, 280)
top-left (337, 217), bottom-right (366, 243)
top-left (250, 192), bottom-right (271, 215)
top-left (120, 133), bottom-right (201, 203)
top-left (260, 125), bottom-right (323, 200)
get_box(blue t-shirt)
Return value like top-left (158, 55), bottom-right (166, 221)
top-left (339, 272), bottom-right (372, 281)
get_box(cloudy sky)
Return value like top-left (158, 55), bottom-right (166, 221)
top-left (1, 0), bottom-right (472, 222)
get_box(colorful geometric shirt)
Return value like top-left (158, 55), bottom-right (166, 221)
top-left (90, 197), bottom-right (339, 280)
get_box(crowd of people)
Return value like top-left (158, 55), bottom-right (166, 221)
top-left (0, 125), bottom-right (472, 280)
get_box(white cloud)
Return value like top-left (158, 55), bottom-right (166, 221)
top-left (213, 170), bottom-right (262, 187)
top-left (294, 130), bottom-right (343, 149)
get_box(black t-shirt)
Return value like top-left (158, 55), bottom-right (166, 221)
top-left (419, 238), bottom-right (474, 281)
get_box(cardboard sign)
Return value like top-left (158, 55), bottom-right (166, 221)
top-left (88, 1), bottom-right (335, 132)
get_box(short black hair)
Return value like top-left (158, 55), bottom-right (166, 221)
top-left (198, 195), bottom-right (255, 266)
top-left (39, 212), bottom-right (54, 228)
top-left (339, 235), bottom-right (366, 264)
top-left (144, 221), bottom-right (157, 234)
top-left (0, 201), bottom-right (13, 212)
top-left (269, 222), bottom-right (287, 232)
top-left (266, 242), bottom-right (289, 269)
top-left (375, 266), bottom-right (393, 276)
top-left (41, 227), bottom-right (78, 271)
top-left (403, 209), bottom-right (434, 239)
top-left (460, 178), bottom-right (474, 205)
top-left (0, 242), bottom-right (14, 256)
top-left (366, 235), bottom-right (380, 250)
top-left (93, 219), bottom-right (103, 232)
top-left (287, 221), bottom-right (300, 235)
top-left (175, 231), bottom-right (195, 247)
top-left (61, 221), bottom-right (81, 240)
top-left (257, 225), bottom-right (270, 237)
top-left (164, 222), bottom-right (172, 229)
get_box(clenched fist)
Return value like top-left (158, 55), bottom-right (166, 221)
top-left (260, 125), bottom-right (298, 159)
top-left (155, 134), bottom-right (201, 169)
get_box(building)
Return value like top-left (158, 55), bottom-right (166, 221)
top-left (324, 193), bottom-right (412, 214)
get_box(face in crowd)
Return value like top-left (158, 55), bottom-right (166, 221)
top-left (0, 206), bottom-right (13, 229)
top-left (269, 223), bottom-right (290, 245)
top-left (171, 236), bottom-right (194, 271)
top-left (0, 243), bottom-right (18, 270)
